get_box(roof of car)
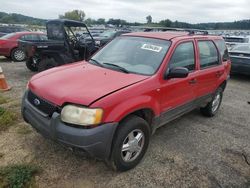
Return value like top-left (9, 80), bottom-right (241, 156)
top-left (47, 19), bottom-right (87, 27)
top-left (13, 31), bottom-right (46, 36)
top-left (123, 32), bottom-right (222, 41)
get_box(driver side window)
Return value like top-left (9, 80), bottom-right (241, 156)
top-left (169, 42), bottom-right (195, 71)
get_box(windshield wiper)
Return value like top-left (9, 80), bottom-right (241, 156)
top-left (89, 58), bottom-right (103, 67)
top-left (103, 63), bottom-right (130, 73)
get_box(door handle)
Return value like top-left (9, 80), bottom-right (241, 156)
top-left (216, 71), bottom-right (223, 77)
top-left (189, 78), bottom-right (197, 84)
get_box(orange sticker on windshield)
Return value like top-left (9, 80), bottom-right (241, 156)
top-left (141, 44), bottom-right (162, 52)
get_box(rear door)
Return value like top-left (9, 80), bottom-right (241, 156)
top-left (159, 40), bottom-right (198, 124)
top-left (195, 39), bottom-right (225, 98)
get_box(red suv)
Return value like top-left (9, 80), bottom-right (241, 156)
top-left (22, 31), bottom-right (231, 171)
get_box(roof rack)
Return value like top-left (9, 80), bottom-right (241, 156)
top-left (159, 28), bottom-right (208, 35)
top-left (184, 29), bottom-right (209, 35)
top-left (131, 26), bottom-right (209, 35)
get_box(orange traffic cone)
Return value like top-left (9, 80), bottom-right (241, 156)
top-left (0, 66), bottom-right (11, 91)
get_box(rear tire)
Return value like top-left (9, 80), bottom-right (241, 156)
top-left (200, 87), bottom-right (223, 117)
top-left (38, 57), bottom-right (58, 72)
top-left (11, 48), bottom-right (26, 62)
top-left (109, 115), bottom-right (150, 171)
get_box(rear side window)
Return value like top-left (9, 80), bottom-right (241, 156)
top-left (214, 39), bottom-right (229, 61)
top-left (169, 42), bottom-right (195, 71)
top-left (198, 41), bottom-right (219, 69)
top-left (20, 34), bottom-right (40, 41)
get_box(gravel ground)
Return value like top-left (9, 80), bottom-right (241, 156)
top-left (0, 56), bottom-right (250, 188)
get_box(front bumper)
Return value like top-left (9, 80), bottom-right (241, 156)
top-left (21, 91), bottom-right (118, 160)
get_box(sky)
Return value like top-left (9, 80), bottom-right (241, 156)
top-left (0, 0), bottom-right (249, 23)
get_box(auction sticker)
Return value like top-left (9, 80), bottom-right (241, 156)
top-left (141, 44), bottom-right (162, 52)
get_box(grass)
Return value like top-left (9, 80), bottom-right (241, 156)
top-left (0, 96), bottom-right (8, 105)
top-left (0, 164), bottom-right (39, 188)
top-left (16, 126), bottom-right (32, 135)
top-left (0, 106), bottom-right (17, 132)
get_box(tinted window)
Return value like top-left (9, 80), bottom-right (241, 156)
top-left (215, 39), bottom-right (229, 61)
top-left (198, 41), bottom-right (219, 69)
top-left (47, 23), bottom-right (64, 40)
top-left (223, 37), bottom-right (245, 43)
top-left (20, 34), bottom-right (40, 41)
top-left (169, 42), bottom-right (195, 71)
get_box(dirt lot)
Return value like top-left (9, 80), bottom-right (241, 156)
top-left (0, 56), bottom-right (250, 188)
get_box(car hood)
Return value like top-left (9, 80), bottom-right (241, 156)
top-left (29, 61), bottom-right (149, 106)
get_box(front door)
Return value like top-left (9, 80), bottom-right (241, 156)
top-left (159, 40), bottom-right (198, 125)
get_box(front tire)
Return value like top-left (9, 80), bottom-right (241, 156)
top-left (109, 115), bottom-right (150, 171)
top-left (200, 87), bottom-right (223, 117)
top-left (11, 48), bottom-right (26, 62)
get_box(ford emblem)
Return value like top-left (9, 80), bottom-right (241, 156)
top-left (34, 98), bottom-right (41, 106)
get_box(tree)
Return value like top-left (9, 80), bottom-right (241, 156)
top-left (59, 10), bottom-right (85, 22)
top-left (146, 15), bottom-right (152, 24)
top-left (159, 19), bottom-right (172, 27)
top-left (96, 18), bottom-right (105, 25)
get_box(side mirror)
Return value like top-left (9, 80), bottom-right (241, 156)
top-left (165, 67), bottom-right (189, 79)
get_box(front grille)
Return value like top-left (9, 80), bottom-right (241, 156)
top-left (27, 90), bottom-right (58, 116)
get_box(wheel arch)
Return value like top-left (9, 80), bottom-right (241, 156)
top-left (108, 109), bottom-right (155, 160)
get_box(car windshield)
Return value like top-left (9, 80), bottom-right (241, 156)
top-left (231, 45), bottom-right (250, 53)
top-left (90, 36), bottom-right (171, 75)
top-left (99, 31), bottom-right (116, 38)
top-left (0, 33), bottom-right (16, 39)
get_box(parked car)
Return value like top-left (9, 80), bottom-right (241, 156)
top-left (0, 32), bottom-right (47, 61)
top-left (89, 30), bottom-right (130, 46)
top-left (22, 30), bottom-right (231, 171)
top-left (19, 19), bottom-right (98, 72)
top-left (223, 35), bottom-right (250, 50)
top-left (229, 44), bottom-right (250, 75)
top-left (0, 26), bottom-right (27, 37)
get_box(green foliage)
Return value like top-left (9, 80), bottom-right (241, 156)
top-left (59, 10), bottom-right (85, 22)
top-left (0, 107), bottom-right (17, 131)
top-left (157, 19), bottom-right (250, 30)
top-left (0, 12), bottom-right (46, 26)
top-left (0, 106), bottom-right (5, 116)
top-left (107, 18), bottom-right (127, 26)
top-left (0, 164), bottom-right (39, 188)
top-left (0, 96), bottom-right (8, 105)
top-left (146, 15), bottom-right (152, 24)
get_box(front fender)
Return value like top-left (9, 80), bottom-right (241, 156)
top-left (101, 95), bottom-right (161, 123)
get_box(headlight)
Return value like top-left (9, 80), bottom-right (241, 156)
top-left (61, 105), bottom-right (103, 126)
